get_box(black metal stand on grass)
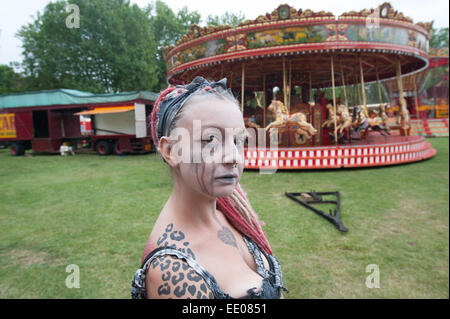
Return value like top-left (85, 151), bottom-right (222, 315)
top-left (285, 191), bottom-right (348, 232)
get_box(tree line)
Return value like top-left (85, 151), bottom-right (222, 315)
top-left (0, 0), bottom-right (244, 94)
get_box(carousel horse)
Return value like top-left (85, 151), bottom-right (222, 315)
top-left (265, 100), bottom-right (317, 139)
top-left (322, 103), bottom-right (351, 133)
top-left (321, 103), bottom-right (350, 143)
top-left (353, 107), bottom-right (390, 137)
top-left (321, 104), bottom-right (339, 129)
top-left (337, 104), bottom-right (352, 134)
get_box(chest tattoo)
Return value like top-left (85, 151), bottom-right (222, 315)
top-left (217, 226), bottom-right (238, 248)
top-left (212, 209), bottom-right (238, 248)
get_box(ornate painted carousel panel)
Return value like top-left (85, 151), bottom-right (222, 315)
top-left (163, 3), bottom-right (437, 170)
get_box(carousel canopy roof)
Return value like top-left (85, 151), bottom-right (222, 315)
top-left (164, 3), bottom-right (432, 90)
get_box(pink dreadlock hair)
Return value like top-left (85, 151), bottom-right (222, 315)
top-left (148, 83), bottom-right (272, 256)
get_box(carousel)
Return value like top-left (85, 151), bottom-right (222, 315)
top-left (163, 3), bottom-right (437, 169)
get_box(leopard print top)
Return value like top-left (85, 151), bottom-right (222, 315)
top-left (131, 235), bottom-right (288, 299)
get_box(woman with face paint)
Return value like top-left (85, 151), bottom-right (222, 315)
top-left (131, 77), bottom-right (288, 299)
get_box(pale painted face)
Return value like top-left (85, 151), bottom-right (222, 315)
top-left (170, 95), bottom-right (246, 199)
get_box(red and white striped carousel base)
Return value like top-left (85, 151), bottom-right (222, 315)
top-left (244, 135), bottom-right (436, 170)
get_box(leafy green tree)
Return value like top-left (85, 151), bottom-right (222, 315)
top-left (0, 65), bottom-right (22, 94)
top-left (424, 65), bottom-right (448, 90)
top-left (430, 26), bottom-right (449, 48)
top-left (17, 0), bottom-right (157, 93)
top-left (147, 0), bottom-right (201, 90)
top-left (205, 11), bottom-right (246, 28)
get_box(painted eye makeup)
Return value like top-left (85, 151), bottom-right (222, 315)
top-left (234, 132), bottom-right (248, 151)
top-left (234, 135), bottom-right (245, 146)
top-left (201, 135), bottom-right (219, 145)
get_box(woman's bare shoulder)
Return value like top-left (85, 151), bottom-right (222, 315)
top-left (145, 254), bottom-right (214, 299)
top-left (149, 222), bottom-right (198, 260)
top-left (145, 216), bottom-right (215, 299)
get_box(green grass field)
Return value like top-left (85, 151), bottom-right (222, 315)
top-left (0, 138), bottom-right (448, 299)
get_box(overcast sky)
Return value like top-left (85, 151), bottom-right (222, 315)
top-left (0, 0), bottom-right (448, 67)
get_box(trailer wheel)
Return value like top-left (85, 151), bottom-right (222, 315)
top-left (112, 140), bottom-right (123, 155)
top-left (96, 140), bottom-right (112, 155)
top-left (11, 142), bottom-right (25, 156)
